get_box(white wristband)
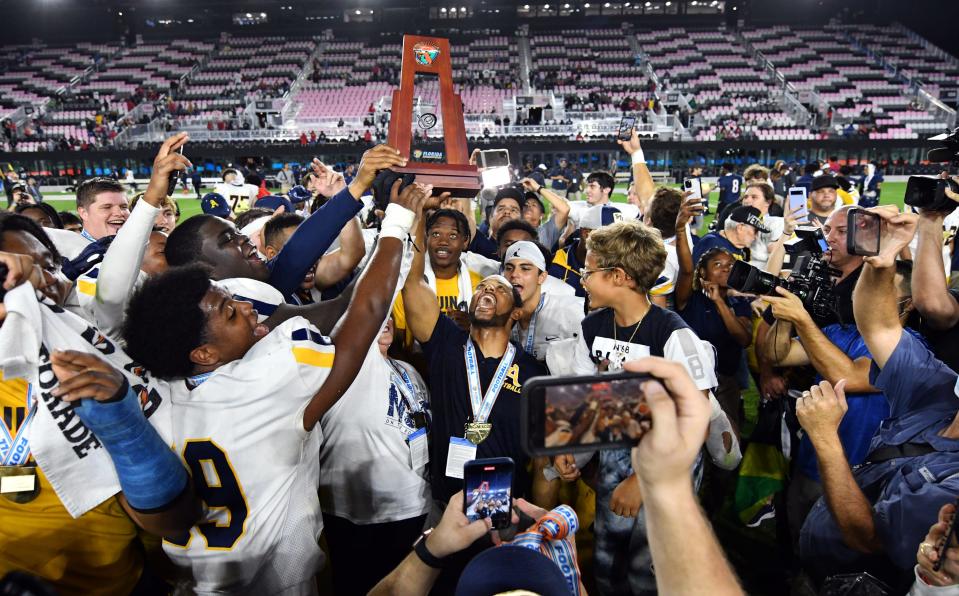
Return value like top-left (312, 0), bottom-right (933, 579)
top-left (631, 150), bottom-right (646, 165)
top-left (379, 203), bottom-right (415, 240)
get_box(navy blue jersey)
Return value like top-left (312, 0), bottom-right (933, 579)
top-left (717, 173), bottom-right (744, 208)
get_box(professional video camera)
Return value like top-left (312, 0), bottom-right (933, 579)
top-left (904, 128), bottom-right (959, 213)
top-left (727, 227), bottom-right (840, 322)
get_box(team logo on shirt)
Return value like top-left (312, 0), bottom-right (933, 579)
top-left (386, 384), bottom-right (430, 431)
top-left (501, 364), bottom-right (522, 394)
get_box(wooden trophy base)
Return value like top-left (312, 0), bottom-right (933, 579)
top-left (392, 162), bottom-right (481, 196)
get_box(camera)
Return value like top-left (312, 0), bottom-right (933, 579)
top-left (905, 128), bottom-right (959, 213)
top-left (727, 228), bottom-right (841, 322)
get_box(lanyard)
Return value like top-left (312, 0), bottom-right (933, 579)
top-left (386, 358), bottom-right (421, 414)
top-left (464, 339), bottom-right (516, 425)
top-left (186, 372), bottom-right (214, 390)
top-left (80, 229), bottom-right (96, 243)
top-left (512, 293), bottom-right (545, 355)
top-left (0, 383), bottom-right (36, 466)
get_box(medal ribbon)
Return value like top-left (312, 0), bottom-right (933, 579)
top-left (0, 384), bottom-right (36, 466)
top-left (80, 229), bottom-right (97, 243)
top-left (511, 293), bottom-right (545, 355)
top-left (387, 358), bottom-right (422, 414)
top-left (464, 339), bottom-right (516, 425)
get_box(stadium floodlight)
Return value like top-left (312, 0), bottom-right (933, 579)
top-left (245, 12), bottom-right (252, 18)
top-left (441, 7), bottom-right (447, 11)
top-left (564, 3), bottom-right (570, 7)
top-left (603, 2), bottom-right (610, 6)
top-left (450, 7), bottom-right (457, 11)
top-left (584, 2), bottom-right (590, 6)
top-left (644, 1), bottom-right (651, 6)
top-left (624, 1), bottom-right (630, 6)
top-left (665, 0), bottom-right (671, 5)
top-left (187, 18), bottom-right (194, 22)
top-left (354, 9), bottom-right (361, 14)
top-left (461, 6), bottom-right (467, 10)
top-left (260, 12), bottom-right (266, 17)
top-left (544, 3), bottom-right (550, 8)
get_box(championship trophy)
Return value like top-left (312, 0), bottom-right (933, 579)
top-left (387, 35), bottom-right (481, 194)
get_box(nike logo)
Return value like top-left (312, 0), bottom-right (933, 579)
top-left (545, 336), bottom-right (559, 341)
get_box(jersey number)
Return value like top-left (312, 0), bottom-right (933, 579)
top-left (166, 440), bottom-right (248, 550)
top-left (730, 179), bottom-right (740, 194)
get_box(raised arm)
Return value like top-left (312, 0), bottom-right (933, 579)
top-left (302, 181), bottom-right (428, 430)
top-left (673, 195), bottom-right (703, 312)
top-left (313, 216), bottom-right (364, 289)
top-left (912, 210), bottom-right (959, 330)
top-left (93, 133), bottom-right (190, 336)
top-left (400, 210), bottom-right (442, 343)
top-left (618, 129), bottom-right (655, 205)
top-left (522, 178), bottom-right (571, 231)
top-left (269, 145), bottom-right (407, 297)
top-left (854, 208), bottom-right (918, 369)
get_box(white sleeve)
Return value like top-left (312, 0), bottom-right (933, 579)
top-left (93, 200), bottom-right (159, 338)
top-left (907, 566), bottom-right (959, 596)
top-left (462, 251), bottom-right (500, 277)
top-left (663, 328), bottom-right (718, 391)
top-left (706, 392), bottom-right (742, 470)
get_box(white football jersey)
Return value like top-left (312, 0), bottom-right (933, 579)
top-left (213, 182), bottom-right (259, 213)
top-left (513, 292), bottom-right (585, 363)
top-left (163, 317), bottom-right (333, 595)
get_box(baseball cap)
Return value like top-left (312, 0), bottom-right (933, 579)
top-left (201, 192), bottom-right (231, 218)
top-left (579, 204), bottom-right (623, 230)
top-left (504, 240), bottom-right (547, 272)
top-left (728, 206), bottom-right (771, 234)
top-left (255, 195), bottom-right (295, 214)
top-left (287, 185), bottom-right (312, 204)
top-left (455, 546), bottom-right (569, 596)
top-left (812, 175), bottom-right (841, 191)
top-left (537, 163), bottom-right (547, 171)
top-left (523, 192), bottom-right (545, 214)
top-left (493, 186), bottom-right (525, 209)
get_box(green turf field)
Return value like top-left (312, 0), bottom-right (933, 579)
top-left (36, 182), bottom-right (910, 225)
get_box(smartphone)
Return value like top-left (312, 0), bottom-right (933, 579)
top-left (617, 116), bottom-right (637, 141)
top-left (478, 149), bottom-right (510, 170)
top-left (166, 146), bottom-right (184, 196)
top-left (522, 371), bottom-right (653, 457)
top-left (684, 177), bottom-right (704, 204)
top-left (788, 186), bottom-right (809, 222)
top-left (846, 207), bottom-right (881, 257)
top-left (934, 499), bottom-right (959, 572)
top-left (463, 457), bottom-right (514, 529)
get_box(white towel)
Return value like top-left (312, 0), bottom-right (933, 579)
top-left (423, 257), bottom-right (474, 310)
top-left (0, 285), bottom-right (173, 518)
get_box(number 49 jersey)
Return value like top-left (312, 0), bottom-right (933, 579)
top-left (163, 317), bottom-right (334, 595)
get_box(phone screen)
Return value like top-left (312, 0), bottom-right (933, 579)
top-left (523, 372), bottom-right (652, 456)
top-left (788, 187), bottom-right (809, 222)
top-left (480, 166), bottom-right (512, 188)
top-left (617, 116), bottom-right (636, 141)
top-left (479, 149), bottom-right (510, 169)
top-left (847, 208), bottom-right (881, 257)
top-left (684, 178), bottom-right (703, 201)
top-left (463, 457), bottom-right (514, 529)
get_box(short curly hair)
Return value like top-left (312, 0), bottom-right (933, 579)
top-left (122, 265), bottom-right (212, 379)
top-left (585, 219), bottom-right (666, 292)
top-left (165, 214), bottom-right (216, 267)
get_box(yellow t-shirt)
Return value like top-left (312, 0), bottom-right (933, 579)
top-left (0, 377), bottom-right (142, 596)
top-left (393, 269), bottom-right (483, 346)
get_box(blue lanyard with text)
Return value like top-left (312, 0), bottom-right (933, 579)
top-left (464, 339), bottom-right (516, 424)
top-left (387, 358), bottom-right (421, 414)
top-left (0, 383), bottom-right (36, 466)
top-left (512, 293), bottom-right (545, 355)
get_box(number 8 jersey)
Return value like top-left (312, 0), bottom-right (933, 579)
top-left (163, 317), bottom-right (335, 595)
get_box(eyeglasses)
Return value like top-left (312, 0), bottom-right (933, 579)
top-left (579, 266), bottom-right (616, 281)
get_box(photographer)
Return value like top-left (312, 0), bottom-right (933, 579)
top-left (798, 207), bottom-right (959, 587)
top-left (911, 173), bottom-right (959, 370)
top-left (518, 177), bottom-right (571, 251)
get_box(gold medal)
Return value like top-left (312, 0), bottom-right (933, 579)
top-left (464, 422), bottom-right (492, 445)
top-left (0, 465), bottom-right (40, 504)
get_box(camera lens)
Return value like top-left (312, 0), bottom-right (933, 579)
top-left (727, 260), bottom-right (780, 296)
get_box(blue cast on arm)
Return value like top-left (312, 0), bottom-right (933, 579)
top-left (73, 381), bottom-right (188, 512)
top-left (267, 187), bottom-right (362, 298)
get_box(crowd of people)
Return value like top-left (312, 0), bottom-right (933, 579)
top-left (0, 121), bottom-right (958, 596)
